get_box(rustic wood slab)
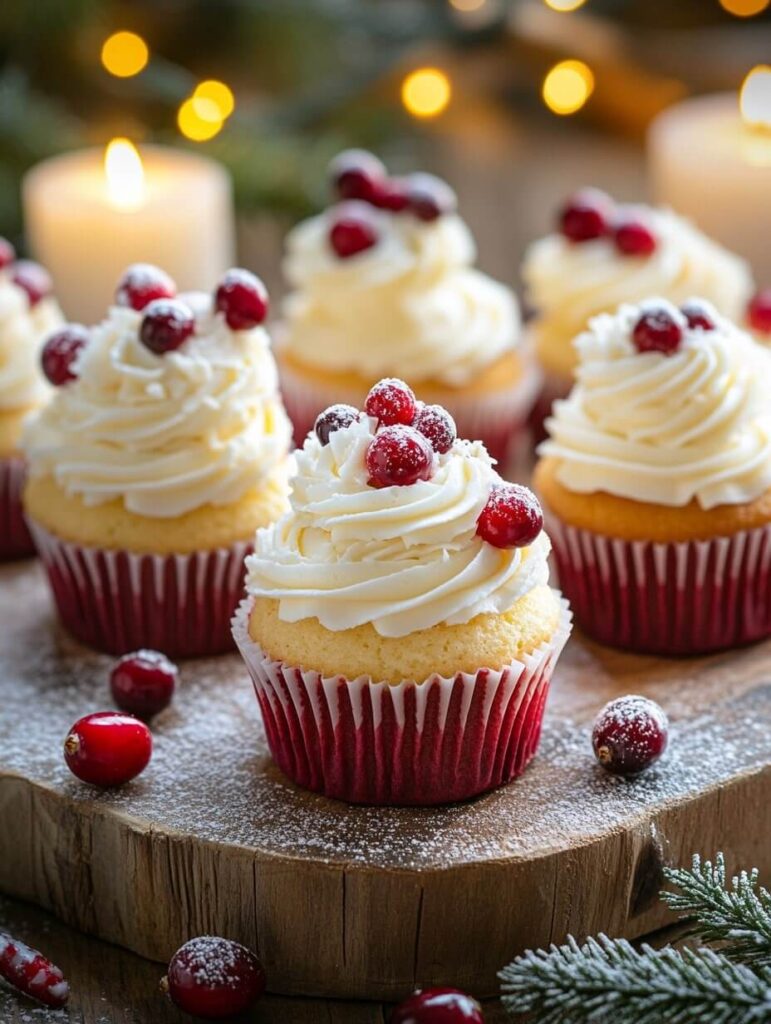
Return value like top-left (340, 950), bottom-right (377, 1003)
top-left (1, 559), bottom-right (770, 1003)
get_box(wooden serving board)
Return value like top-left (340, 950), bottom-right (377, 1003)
top-left (1, 559), bottom-right (770, 1003)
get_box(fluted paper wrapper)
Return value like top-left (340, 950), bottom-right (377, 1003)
top-left (28, 519), bottom-right (251, 658)
top-left (547, 517), bottom-right (771, 656)
top-left (232, 595), bottom-right (572, 806)
top-left (0, 457), bottom-right (35, 561)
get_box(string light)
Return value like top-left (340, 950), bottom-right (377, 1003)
top-left (177, 98), bottom-right (224, 141)
top-left (542, 60), bottom-right (594, 115)
top-left (101, 31), bottom-right (149, 78)
top-left (401, 68), bottom-right (452, 119)
top-left (543, 0), bottom-right (588, 10)
top-left (193, 80), bottom-right (235, 120)
top-left (719, 0), bottom-right (769, 15)
top-left (740, 65), bottom-right (771, 128)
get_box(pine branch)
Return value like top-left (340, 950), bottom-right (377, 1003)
top-left (499, 934), bottom-right (771, 1024)
top-left (662, 854), bottom-right (771, 967)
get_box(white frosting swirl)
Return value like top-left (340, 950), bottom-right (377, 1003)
top-left (0, 271), bottom-right (62, 411)
top-left (245, 416), bottom-right (550, 637)
top-left (539, 300), bottom-right (771, 509)
top-left (280, 209), bottom-right (520, 386)
top-left (23, 299), bottom-right (293, 518)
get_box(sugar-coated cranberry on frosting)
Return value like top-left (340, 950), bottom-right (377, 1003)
top-left (559, 188), bottom-right (613, 243)
top-left (140, 298), bottom-right (196, 355)
top-left (314, 403), bottom-right (359, 446)
top-left (214, 268), bottom-right (269, 330)
top-left (632, 305), bottom-right (683, 355)
top-left (365, 377), bottom-right (417, 426)
top-left (115, 263), bottom-right (176, 311)
top-left (328, 201), bottom-right (380, 258)
top-left (41, 324), bottom-right (88, 386)
top-left (747, 289), bottom-right (771, 336)
top-left (366, 424), bottom-right (435, 488)
top-left (11, 260), bottom-right (53, 307)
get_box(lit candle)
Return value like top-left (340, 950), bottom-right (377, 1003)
top-left (648, 67), bottom-right (771, 284)
top-left (22, 140), bottom-right (235, 323)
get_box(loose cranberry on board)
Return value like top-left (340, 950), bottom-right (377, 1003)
top-left (161, 936), bottom-right (265, 1019)
top-left (63, 712), bottom-right (152, 787)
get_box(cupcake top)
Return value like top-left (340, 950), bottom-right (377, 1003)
top-left (23, 264), bottom-right (292, 519)
top-left (279, 150), bottom-right (520, 387)
top-left (523, 190), bottom-right (753, 356)
top-left (539, 298), bottom-right (771, 510)
top-left (245, 378), bottom-right (549, 638)
top-left (0, 242), bottom-right (62, 413)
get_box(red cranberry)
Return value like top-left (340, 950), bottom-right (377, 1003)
top-left (747, 289), bottom-right (771, 335)
top-left (214, 268), bottom-right (269, 330)
top-left (680, 301), bottom-right (716, 332)
top-left (63, 712), bottom-right (152, 787)
top-left (314, 403), bottom-right (359, 445)
top-left (115, 263), bottom-right (176, 311)
top-left (329, 149), bottom-right (386, 202)
top-left (0, 236), bottom-right (16, 269)
top-left (614, 217), bottom-right (657, 257)
top-left (366, 425), bottom-right (434, 488)
top-left (41, 324), bottom-right (88, 386)
top-left (413, 403), bottom-right (457, 454)
top-left (476, 484), bottom-right (543, 549)
top-left (406, 173), bottom-right (457, 222)
top-left (110, 650), bottom-right (178, 719)
top-left (11, 260), bottom-right (52, 306)
top-left (161, 936), bottom-right (265, 1019)
top-left (632, 307), bottom-right (683, 356)
top-left (391, 987), bottom-right (484, 1024)
top-left (371, 177), bottom-right (410, 212)
top-left (559, 188), bottom-right (613, 243)
top-left (140, 299), bottom-right (195, 355)
top-left (592, 695), bottom-right (669, 776)
top-left (329, 203), bottom-right (379, 259)
top-left (365, 377), bottom-right (417, 426)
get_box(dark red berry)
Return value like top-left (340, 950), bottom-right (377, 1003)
top-left (407, 173), bottom-right (457, 222)
top-left (140, 299), bottom-right (195, 355)
top-left (41, 324), bottom-right (88, 386)
top-left (329, 149), bottom-right (386, 202)
top-left (592, 695), bottom-right (668, 776)
top-left (0, 236), bottom-right (16, 269)
top-left (63, 711), bottom-right (152, 787)
top-left (747, 289), bottom-right (771, 335)
top-left (110, 650), bottom-right (178, 719)
top-left (162, 936), bottom-right (265, 1019)
top-left (314, 403), bottom-right (359, 445)
top-left (329, 203), bottom-right (379, 259)
top-left (0, 932), bottom-right (69, 1009)
top-left (214, 268), bottom-right (269, 330)
top-left (115, 263), bottom-right (176, 311)
top-left (680, 301), bottom-right (716, 332)
top-left (391, 987), bottom-right (484, 1024)
top-left (476, 484), bottom-right (543, 549)
top-left (365, 377), bottom-right (417, 426)
top-left (614, 217), bottom-right (657, 256)
top-left (371, 177), bottom-right (410, 212)
top-left (12, 260), bottom-right (52, 306)
top-left (366, 425), bottom-right (434, 488)
top-left (413, 403), bottom-right (457, 454)
top-left (632, 307), bottom-right (683, 356)
top-left (559, 189), bottom-right (613, 243)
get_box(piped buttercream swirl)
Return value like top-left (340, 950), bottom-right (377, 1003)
top-left (0, 271), bottom-right (62, 412)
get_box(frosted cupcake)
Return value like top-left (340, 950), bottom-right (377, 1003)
top-left (23, 264), bottom-right (293, 657)
top-left (534, 299), bottom-right (771, 656)
top-left (276, 150), bottom-right (538, 464)
top-left (233, 378), bottom-right (571, 805)
top-left (746, 289), bottom-right (771, 346)
top-left (523, 190), bottom-right (753, 433)
top-left (0, 240), bottom-right (63, 559)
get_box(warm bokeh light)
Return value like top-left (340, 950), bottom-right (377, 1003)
top-left (100, 31), bottom-right (149, 78)
top-left (104, 138), bottom-right (145, 211)
top-left (177, 97), bottom-right (224, 141)
top-left (741, 65), bottom-right (771, 128)
top-left (193, 80), bottom-right (235, 120)
top-left (719, 0), bottom-right (769, 15)
top-left (449, 0), bottom-right (487, 10)
top-left (542, 60), bottom-right (594, 115)
top-left (543, 0), bottom-right (588, 10)
top-left (401, 68), bottom-right (452, 119)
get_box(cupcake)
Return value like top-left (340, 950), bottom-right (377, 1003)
top-left (534, 298), bottom-right (771, 656)
top-left (0, 240), bottom-right (63, 560)
top-left (233, 379), bottom-right (571, 805)
top-left (523, 189), bottom-right (754, 434)
top-left (275, 150), bottom-right (539, 464)
top-left (22, 264), bottom-right (293, 657)
top-left (746, 288), bottom-right (771, 346)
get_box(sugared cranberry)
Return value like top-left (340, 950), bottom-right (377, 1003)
top-left (592, 695), bottom-right (669, 776)
top-left (214, 268), bottom-right (269, 330)
top-left (632, 307), bottom-right (683, 356)
top-left (314, 403), bottom-right (359, 445)
top-left (115, 263), bottom-right (176, 311)
top-left (476, 484), bottom-right (543, 549)
top-left (329, 203), bottom-right (379, 259)
top-left (391, 987), bottom-right (484, 1024)
top-left (366, 425), bottom-right (434, 488)
top-left (12, 260), bottom-right (52, 306)
top-left (365, 377), bottom-right (417, 426)
top-left (747, 289), bottom-right (771, 335)
top-left (41, 325), bottom-right (88, 386)
top-left (407, 173), bottom-right (457, 222)
top-left (110, 650), bottom-right (178, 720)
top-left (559, 188), bottom-right (613, 243)
top-left (161, 936), bottom-right (265, 1019)
top-left (63, 712), bottom-right (152, 787)
top-left (0, 236), bottom-right (16, 269)
top-left (413, 403), bottom-right (457, 454)
top-left (680, 301), bottom-right (716, 332)
top-left (371, 177), bottom-right (410, 212)
top-left (614, 217), bottom-right (657, 257)
top-left (140, 299), bottom-right (195, 355)
top-left (329, 149), bottom-right (386, 202)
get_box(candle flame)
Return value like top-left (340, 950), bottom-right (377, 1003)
top-left (740, 65), bottom-right (771, 130)
top-left (104, 138), bottom-right (145, 211)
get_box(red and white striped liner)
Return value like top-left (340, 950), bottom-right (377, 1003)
top-left (547, 517), bottom-right (771, 656)
top-left (232, 595), bottom-right (571, 805)
top-left (28, 519), bottom-right (251, 657)
top-left (0, 457), bottom-right (35, 561)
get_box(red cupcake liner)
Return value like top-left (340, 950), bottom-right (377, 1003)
top-left (28, 519), bottom-right (252, 658)
top-left (232, 595), bottom-right (571, 806)
top-left (546, 517), bottom-right (771, 656)
top-left (0, 457), bottom-right (35, 561)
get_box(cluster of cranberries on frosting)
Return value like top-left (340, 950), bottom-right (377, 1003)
top-left (559, 188), bottom-right (657, 256)
top-left (630, 300), bottom-right (717, 357)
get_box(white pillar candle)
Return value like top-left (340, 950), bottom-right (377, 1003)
top-left (23, 141), bottom-right (236, 324)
